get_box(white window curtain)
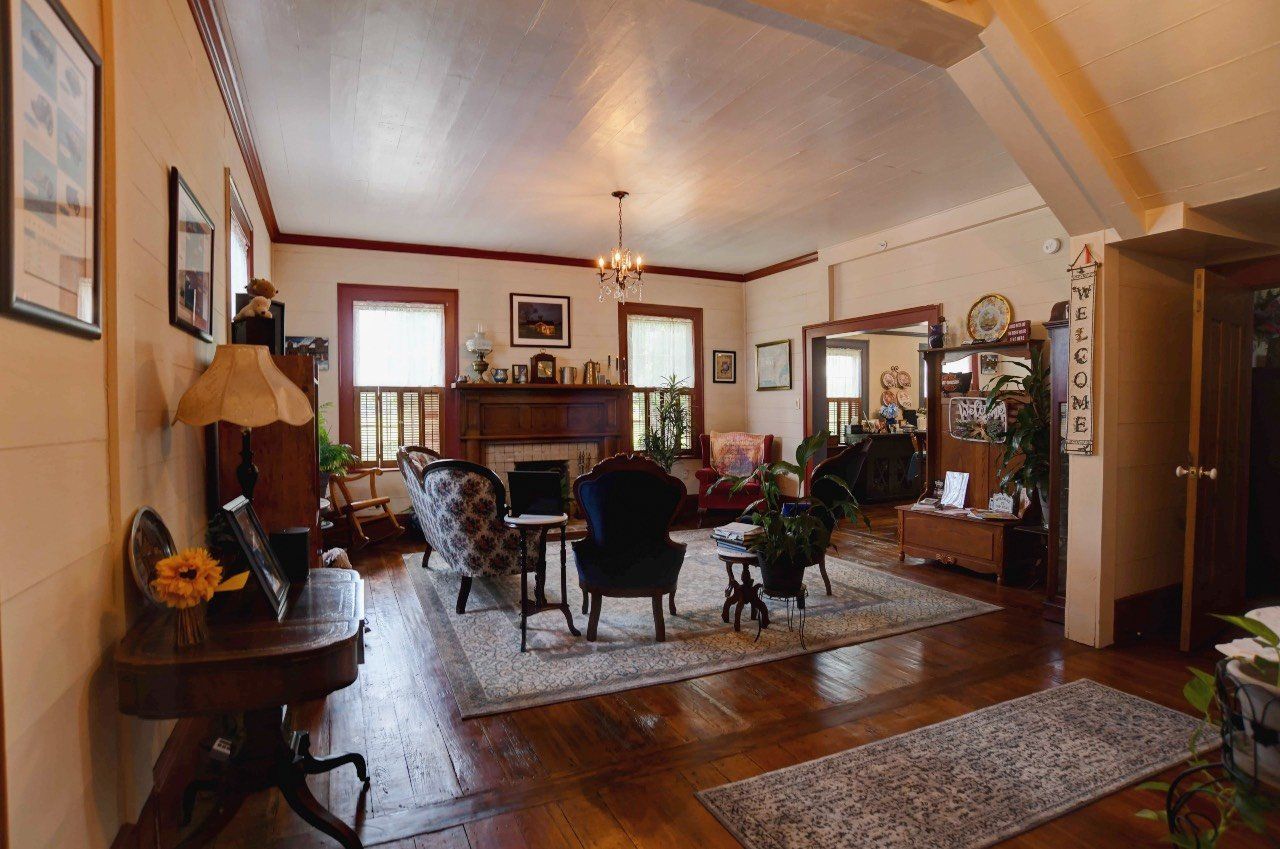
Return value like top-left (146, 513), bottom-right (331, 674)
top-left (627, 315), bottom-right (695, 387)
top-left (826, 348), bottom-right (861, 397)
top-left (228, 219), bottom-right (250, 319)
top-left (353, 301), bottom-right (446, 386)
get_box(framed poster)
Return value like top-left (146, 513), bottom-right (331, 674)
top-left (712, 349), bottom-right (736, 383)
top-left (285, 335), bottom-right (328, 370)
top-left (510, 292), bottom-right (571, 348)
top-left (1, 0), bottom-right (102, 338)
top-left (169, 167), bottom-right (215, 341)
top-left (755, 339), bottom-right (791, 391)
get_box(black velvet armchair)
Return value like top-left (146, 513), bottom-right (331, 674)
top-left (572, 454), bottom-right (687, 642)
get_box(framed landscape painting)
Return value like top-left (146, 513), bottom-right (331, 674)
top-left (1, 0), bottom-right (103, 338)
top-left (755, 339), bottom-right (791, 391)
top-left (169, 166), bottom-right (215, 341)
top-left (510, 292), bottom-right (571, 348)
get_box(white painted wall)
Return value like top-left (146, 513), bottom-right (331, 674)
top-left (271, 244), bottom-right (749, 503)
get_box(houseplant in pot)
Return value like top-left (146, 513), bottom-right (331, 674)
top-left (643, 374), bottom-right (691, 473)
top-left (983, 348), bottom-right (1051, 525)
top-left (717, 431), bottom-right (865, 595)
top-left (317, 403), bottom-right (357, 492)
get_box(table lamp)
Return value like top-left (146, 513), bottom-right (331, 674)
top-left (176, 344), bottom-right (314, 500)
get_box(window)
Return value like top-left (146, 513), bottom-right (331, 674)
top-left (227, 176), bottom-right (252, 326)
top-left (826, 346), bottom-right (863, 435)
top-left (338, 285), bottom-right (459, 467)
top-left (619, 304), bottom-right (704, 456)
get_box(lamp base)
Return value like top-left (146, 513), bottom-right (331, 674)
top-left (237, 428), bottom-right (259, 501)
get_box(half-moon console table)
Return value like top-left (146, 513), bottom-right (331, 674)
top-left (115, 568), bottom-right (368, 848)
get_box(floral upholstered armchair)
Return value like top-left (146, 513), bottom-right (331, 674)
top-left (695, 431), bottom-right (774, 526)
top-left (397, 447), bottom-right (543, 615)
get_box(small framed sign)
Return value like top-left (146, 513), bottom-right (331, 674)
top-left (712, 350), bottom-right (736, 383)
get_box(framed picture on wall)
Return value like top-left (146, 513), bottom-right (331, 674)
top-left (1, 0), bottom-right (103, 338)
top-left (712, 350), bottom-right (736, 384)
top-left (979, 353), bottom-right (999, 375)
top-left (510, 292), bottom-right (571, 348)
top-left (169, 167), bottom-right (215, 342)
top-left (755, 339), bottom-right (792, 391)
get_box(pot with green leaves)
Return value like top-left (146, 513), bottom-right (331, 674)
top-left (1215, 608), bottom-right (1280, 791)
top-left (983, 347), bottom-right (1051, 526)
top-left (717, 431), bottom-right (866, 597)
top-left (317, 402), bottom-right (358, 492)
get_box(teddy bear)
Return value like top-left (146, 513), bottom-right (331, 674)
top-left (233, 277), bottom-right (278, 321)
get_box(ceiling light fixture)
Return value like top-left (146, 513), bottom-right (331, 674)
top-left (597, 190), bottom-right (643, 303)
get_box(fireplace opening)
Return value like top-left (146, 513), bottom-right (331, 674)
top-left (514, 460), bottom-right (571, 511)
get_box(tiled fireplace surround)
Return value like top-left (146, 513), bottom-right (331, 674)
top-left (484, 441), bottom-right (601, 484)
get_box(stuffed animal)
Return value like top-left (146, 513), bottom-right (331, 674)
top-left (233, 277), bottom-right (278, 321)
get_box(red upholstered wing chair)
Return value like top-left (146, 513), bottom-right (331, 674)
top-left (695, 432), bottom-right (775, 527)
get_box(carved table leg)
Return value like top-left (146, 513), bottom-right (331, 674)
top-left (278, 766), bottom-right (363, 849)
top-left (173, 787), bottom-right (247, 849)
top-left (295, 732), bottom-right (369, 782)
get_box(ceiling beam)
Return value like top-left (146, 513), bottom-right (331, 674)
top-left (747, 0), bottom-right (988, 67)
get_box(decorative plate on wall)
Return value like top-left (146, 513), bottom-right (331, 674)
top-left (128, 507), bottom-right (176, 607)
top-left (893, 367), bottom-right (911, 389)
top-left (879, 370), bottom-right (897, 389)
top-left (966, 294), bottom-right (1013, 342)
top-left (880, 389), bottom-right (900, 407)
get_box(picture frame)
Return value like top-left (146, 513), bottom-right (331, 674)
top-left (979, 353), bottom-right (999, 375)
top-left (712, 350), bottom-right (736, 384)
top-left (284, 335), bottom-right (328, 370)
top-left (220, 495), bottom-right (290, 620)
top-left (1, 0), bottom-right (103, 338)
top-left (169, 167), bottom-right (215, 342)
top-left (512, 363), bottom-right (529, 384)
top-left (755, 339), bottom-right (792, 391)
top-left (510, 292), bottom-right (571, 348)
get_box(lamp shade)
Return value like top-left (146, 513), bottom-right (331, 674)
top-left (176, 344), bottom-right (314, 428)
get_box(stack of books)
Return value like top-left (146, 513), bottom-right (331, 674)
top-left (712, 522), bottom-right (763, 553)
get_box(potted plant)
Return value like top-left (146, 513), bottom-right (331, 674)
top-left (718, 431), bottom-right (865, 595)
top-left (983, 347), bottom-right (1051, 525)
top-left (317, 403), bottom-right (357, 492)
top-left (642, 374), bottom-right (691, 473)
top-left (1137, 609), bottom-right (1280, 847)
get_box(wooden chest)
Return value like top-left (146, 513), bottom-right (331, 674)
top-left (895, 506), bottom-right (1015, 584)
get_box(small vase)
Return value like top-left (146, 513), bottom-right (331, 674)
top-left (176, 605), bottom-right (208, 648)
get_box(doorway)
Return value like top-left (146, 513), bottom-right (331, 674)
top-left (1179, 254), bottom-right (1280, 649)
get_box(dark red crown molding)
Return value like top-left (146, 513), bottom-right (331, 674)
top-left (187, 0), bottom-right (819, 284)
top-left (187, 0), bottom-right (280, 239)
top-left (742, 251), bottom-right (821, 281)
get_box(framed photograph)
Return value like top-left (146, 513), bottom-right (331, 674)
top-left (712, 350), bottom-right (736, 384)
top-left (221, 496), bottom-right (289, 620)
top-left (510, 292), bottom-right (571, 348)
top-left (979, 353), bottom-right (999, 375)
top-left (512, 363), bottom-right (529, 383)
top-left (755, 339), bottom-right (792, 391)
top-left (169, 167), bottom-right (215, 341)
top-left (285, 335), bottom-right (329, 370)
top-left (1, 0), bottom-right (102, 338)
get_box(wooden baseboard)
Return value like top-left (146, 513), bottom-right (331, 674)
top-left (1114, 583), bottom-right (1182, 642)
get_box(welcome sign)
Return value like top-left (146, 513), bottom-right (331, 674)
top-left (1065, 248), bottom-right (1098, 455)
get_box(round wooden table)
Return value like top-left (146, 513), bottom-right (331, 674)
top-left (504, 513), bottom-right (580, 651)
top-left (715, 545), bottom-right (770, 632)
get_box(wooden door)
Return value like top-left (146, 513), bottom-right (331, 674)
top-left (1180, 268), bottom-right (1253, 650)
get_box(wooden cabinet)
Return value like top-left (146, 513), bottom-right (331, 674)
top-left (896, 506), bottom-right (1014, 584)
top-left (212, 354), bottom-right (322, 569)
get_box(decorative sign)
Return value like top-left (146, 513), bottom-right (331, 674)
top-left (948, 396), bottom-right (1007, 443)
top-left (1003, 320), bottom-right (1031, 343)
top-left (1066, 247), bottom-right (1098, 454)
top-left (940, 372), bottom-right (963, 393)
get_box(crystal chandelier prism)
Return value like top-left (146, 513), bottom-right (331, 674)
top-left (597, 190), bottom-right (643, 303)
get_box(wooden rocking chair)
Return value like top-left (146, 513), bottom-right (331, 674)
top-left (328, 468), bottom-right (404, 549)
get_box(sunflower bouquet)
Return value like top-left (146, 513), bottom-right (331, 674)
top-left (151, 548), bottom-right (222, 647)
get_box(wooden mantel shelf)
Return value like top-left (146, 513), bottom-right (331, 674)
top-left (452, 382), bottom-right (633, 391)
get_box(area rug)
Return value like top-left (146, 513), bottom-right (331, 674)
top-left (406, 530), bottom-right (998, 717)
top-left (697, 679), bottom-right (1208, 849)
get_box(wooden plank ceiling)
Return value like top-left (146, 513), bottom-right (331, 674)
top-left (215, 0), bottom-right (1027, 273)
top-left (1014, 0), bottom-right (1280, 210)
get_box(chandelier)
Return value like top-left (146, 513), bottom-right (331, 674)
top-left (597, 190), bottom-right (643, 303)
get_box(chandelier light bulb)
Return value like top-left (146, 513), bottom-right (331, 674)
top-left (596, 190), bottom-right (644, 304)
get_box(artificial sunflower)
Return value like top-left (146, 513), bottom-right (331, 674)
top-left (151, 547), bottom-right (222, 609)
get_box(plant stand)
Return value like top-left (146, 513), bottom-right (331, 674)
top-left (758, 584), bottom-right (807, 648)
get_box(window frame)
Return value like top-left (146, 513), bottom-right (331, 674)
top-left (337, 283), bottom-right (460, 465)
top-left (618, 302), bottom-right (705, 459)
top-left (225, 172), bottom-right (253, 336)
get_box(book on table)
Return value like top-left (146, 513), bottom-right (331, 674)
top-left (712, 522), bottom-right (762, 551)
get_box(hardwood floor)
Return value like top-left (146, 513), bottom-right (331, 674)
top-left (211, 506), bottom-right (1259, 849)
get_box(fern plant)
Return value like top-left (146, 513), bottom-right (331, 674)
top-left (317, 402), bottom-right (358, 477)
top-left (642, 374), bottom-right (691, 472)
top-left (983, 347), bottom-right (1051, 495)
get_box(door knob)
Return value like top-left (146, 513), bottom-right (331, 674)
top-left (1175, 465), bottom-right (1193, 478)
top-left (1202, 467), bottom-right (1218, 481)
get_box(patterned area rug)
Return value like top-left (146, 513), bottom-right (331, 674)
top-left (697, 680), bottom-right (1207, 849)
top-left (406, 530), bottom-right (998, 717)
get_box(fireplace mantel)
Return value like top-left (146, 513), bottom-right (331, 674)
top-left (453, 382), bottom-right (633, 464)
